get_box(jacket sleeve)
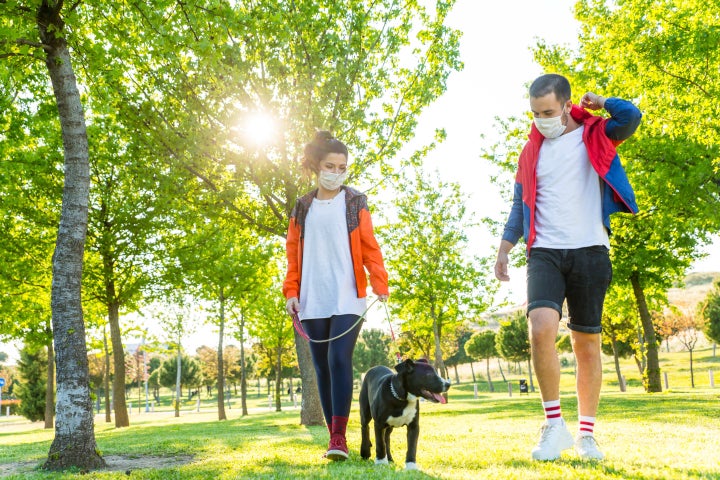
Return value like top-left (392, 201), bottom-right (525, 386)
top-left (603, 97), bottom-right (642, 142)
top-left (358, 209), bottom-right (389, 296)
top-left (282, 216), bottom-right (301, 300)
top-left (501, 179), bottom-right (524, 246)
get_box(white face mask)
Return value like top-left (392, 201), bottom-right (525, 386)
top-left (534, 107), bottom-right (568, 138)
top-left (318, 170), bottom-right (346, 190)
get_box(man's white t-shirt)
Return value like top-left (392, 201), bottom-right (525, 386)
top-left (298, 189), bottom-right (367, 320)
top-left (533, 126), bottom-right (610, 249)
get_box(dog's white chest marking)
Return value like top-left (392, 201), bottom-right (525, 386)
top-left (387, 394), bottom-right (418, 427)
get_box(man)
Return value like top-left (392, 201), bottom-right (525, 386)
top-left (494, 74), bottom-right (641, 461)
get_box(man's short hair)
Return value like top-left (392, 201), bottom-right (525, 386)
top-left (529, 74), bottom-right (571, 103)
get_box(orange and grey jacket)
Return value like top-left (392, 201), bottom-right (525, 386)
top-left (283, 186), bottom-right (389, 300)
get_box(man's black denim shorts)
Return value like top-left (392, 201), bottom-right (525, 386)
top-left (526, 245), bottom-right (612, 334)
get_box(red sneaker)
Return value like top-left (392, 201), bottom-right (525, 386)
top-left (325, 433), bottom-right (348, 461)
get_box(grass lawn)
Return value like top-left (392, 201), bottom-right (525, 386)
top-left (1, 348), bottom-right (719, 479)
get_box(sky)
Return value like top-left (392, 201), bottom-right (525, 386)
top-left (2, 0), bottom-right (719, 365)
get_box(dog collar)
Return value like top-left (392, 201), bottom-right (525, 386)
top-left (390, 380), bottom-right (405, 401)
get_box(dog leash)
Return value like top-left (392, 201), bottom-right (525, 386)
top-left (291, 298), bottom-right (379, 343)
top-left (383, 301), bottom-right (402, 362)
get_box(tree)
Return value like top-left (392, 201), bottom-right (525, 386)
top-left (465, 330), bottom-right (497, 392)
top-left (496, 311), bottom-right (533, 391)
top-left (155, 300), bottom-right (198, 417)
top-left (167, 214), bottom-right (275, 421)
top-left (353, 329), bottom-right (393, 380)
top-left (158, 355), bottom-right (202, 401)
top-left (665, 306), bottom-right (704, 388)
top-left (82, 133), bottom-right (174, 428)
top-left (0, 0), bottom-right (105, 469)
top-left (700, 281), bottom-right (720, 348)
top-left (15, 344), bottom-right (48, 422)
top-left (602, 286), bottom-right (639, 392)
top-left (381, 169), bottom-right (495, 376)
top-left (249, 293), bottom-right (295, 413)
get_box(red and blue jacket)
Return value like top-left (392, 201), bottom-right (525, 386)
top-left (501, 97), bottom-right (642, 252)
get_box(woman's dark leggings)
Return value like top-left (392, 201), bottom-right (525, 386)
top-left (302, 314), bottom-right (362, 426)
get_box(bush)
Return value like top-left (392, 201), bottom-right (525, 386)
top-left (15, 344), bottom-right (48, 422)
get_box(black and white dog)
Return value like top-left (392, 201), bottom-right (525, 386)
top-left (359, 358), bottom-right (451, 470)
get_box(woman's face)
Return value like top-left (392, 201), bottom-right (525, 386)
top-left (318, 153), bottom-right (348, 174)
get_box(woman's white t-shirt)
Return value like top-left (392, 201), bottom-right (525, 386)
top-left (298, 189), bottom-right (367, 320)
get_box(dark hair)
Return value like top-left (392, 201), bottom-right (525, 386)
top-left (302, 131), bottom-right (348, 173)
top-left (529, 74), bottom-right (571, 103)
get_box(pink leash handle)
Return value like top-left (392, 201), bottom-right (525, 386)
top-left (292, 313), bottom-right (310, 341)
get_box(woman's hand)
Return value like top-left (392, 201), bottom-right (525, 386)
top-left (286, 297), bottom-right (300, 316)
top-left (378, 294), bottom-right (389, 302)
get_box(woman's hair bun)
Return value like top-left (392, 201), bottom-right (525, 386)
top-left (312, 130), bottom-right (335, 144)
top-left (302, 130), bottom-right (349, 173)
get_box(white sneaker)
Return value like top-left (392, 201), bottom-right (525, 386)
top-left (531, 420), bottom-right (574, 461)
top-left (575, 434), bottom-right (605, 460)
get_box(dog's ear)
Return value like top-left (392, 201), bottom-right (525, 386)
top-left (395, 358), bottom-right (415, 374)
top-left (416, 358), bottom-right (429, 364)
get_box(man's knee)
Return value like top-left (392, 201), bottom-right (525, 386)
top-left (528, 306), bottom-right (561, 341)
top-left (571, 331), bottom-right (601, 358)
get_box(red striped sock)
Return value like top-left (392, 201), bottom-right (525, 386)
top-left (542, 400), bottom-right (562, 425)
top-left (579, 415), bottom-right (596, 436)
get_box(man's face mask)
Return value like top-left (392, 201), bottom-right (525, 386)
top-left (534, 106), bottom-right (568, 139)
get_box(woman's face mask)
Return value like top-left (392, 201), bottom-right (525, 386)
top-left (318, 170), bottom-right (347, 190)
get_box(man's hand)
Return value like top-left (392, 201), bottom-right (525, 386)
top-left (494, 240), bottom-right (514, 282)
top-left (378, 294), bottom-right (389, 302)
top-left (581, 92), bottom-right (606, 111)
top-left (286, 297), bottom-right (300, 316)
top-left (495, 252), bottom-right (510, 282)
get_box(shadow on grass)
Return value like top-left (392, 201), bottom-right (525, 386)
top-left (503, 456), bottom-right (719, 480)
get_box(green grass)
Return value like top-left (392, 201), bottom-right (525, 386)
top-left (1, 348), bottom-right (720, 479)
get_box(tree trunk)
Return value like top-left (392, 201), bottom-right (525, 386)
top-left (40, 1), bottom-right (105, 469)
top-left (108, 300), bottom-right (129, 427)
top-left (136, 353), bottom-right (141, 414)
top-left (611, 336), bottom-right (626, 392)
top-left (217, 289), bottom-right (227, 420)
top-left (453, 365), bottom-right (460, 384)
top-left (469, 361), bottom-right (476, 383)
top-left (44, 337), bottom-right (55, 429)
top-left (432, 320), bottom-right (447, 377)
top-left (175, 343), bottom-right (182, 418)
top-left (527, 358), bottom-right (535, 392)
top-left (294, 330), bottom-right (323, 425)
top-left (275, 346), bottom-right (282, 412)
top-left (239, 311), bottom-right (248, 416)
top-left (485, 357), bottom-right (494, 393)
top-left (103, 325), bottom-right (111, 423)
top-left (497, 359), bottom-right (506, 382)
top-left (689, 349), bottom-right (694, 388)
top-left (630, 271), bottom-right (662, 392)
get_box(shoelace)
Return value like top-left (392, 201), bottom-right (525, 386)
top-left (578, 435), bottom-right (600, 448)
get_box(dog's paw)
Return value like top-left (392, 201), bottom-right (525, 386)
top-left (374, 457), bottom-right (389, 465)
top-left (405, 462), bottom-right (419, 471)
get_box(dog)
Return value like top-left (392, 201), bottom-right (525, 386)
top-left (359, 358), bottom-right (451, 470)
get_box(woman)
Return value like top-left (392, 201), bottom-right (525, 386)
top-left (283, 130), bottom-right (389, 461)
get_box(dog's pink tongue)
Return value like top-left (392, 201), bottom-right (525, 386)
top-left (432, 392), bottom-right (447, 404)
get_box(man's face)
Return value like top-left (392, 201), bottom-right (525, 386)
top-left (530, 92), bottom-right (570, 119)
